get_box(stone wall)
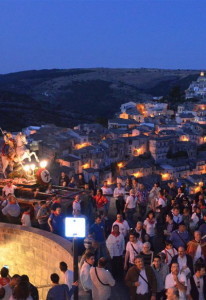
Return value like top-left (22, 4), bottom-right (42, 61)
top-left (0, 223), bottom-right (73, 300)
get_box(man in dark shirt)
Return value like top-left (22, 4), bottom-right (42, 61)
top-left (46, 273), bottom-right (77, 300)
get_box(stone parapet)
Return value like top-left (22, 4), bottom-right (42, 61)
top-left (0, 223), bottom-right (73, 300)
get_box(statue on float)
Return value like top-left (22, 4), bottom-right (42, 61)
top-left (1, 128), bottom-right (39, 178)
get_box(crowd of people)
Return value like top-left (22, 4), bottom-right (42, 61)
top-left (0, 174), bottom-right (206, 299)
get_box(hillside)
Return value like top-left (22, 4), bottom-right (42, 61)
top-left (0, 68), bottom-right (200, 131)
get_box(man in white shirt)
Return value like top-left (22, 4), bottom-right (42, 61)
top-left (124, 189), bottom-right (137, 227)
top-left (80, 252), bottom-right (95, 292)
top-left (112, 214), bottom-right (130, 237)
top-left (59, 261), bottom-right (73, 292)
top-left (124, 232), bottom-right (143, 269)
top-left (90, 257), bottom-right (115, 300)
top-left (113, 183), bottom-right (125, 215)
top-left (165, 262), bottom-right (187, 300)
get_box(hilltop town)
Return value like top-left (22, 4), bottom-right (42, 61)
top-left (1, 72), bottom-right (205, 194)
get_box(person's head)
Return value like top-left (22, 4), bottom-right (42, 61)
top-left (195, 264), bottom-right (206, 277)
top-left (112, 224), bottom-right (119, 234)
top-left (59, 261), bottom-right (67, 272)
top-left (142, 242), bottom-right (151, 253)
top-left (146, 210), bottom-right (155, 220)
top-left (95, 216), bottom-right (102, 224)
top-left (194, 231), bottom-right (202, 242)
top-left (153, 255), bottom-right (161, 269)
top-left (61, 172), bottom-right (66, 177)
top-left (166, 287), bottom-right (179, 300)
top-left (97, 189), bottom-right (103, 196)
top-left (6, 181), bottom-right (12, 187)
top-left (170, 182), bottom-right (176, 189)
top-left (20, 275), bottom-right (29, 283)
top-left (165, 240), bottom-right (173, 249)
top-left (171, 263), bottom-right (179, 275)
top-left (154, 182), bottom-right (160, 188)
top-left (8, 195), bottom-right (17, 204)
top-left (70, 176), bottom-right (75, 183)
top-left (134, 256), bottom-right (144, 270)
top-left (117, 182), bottom-right (122, 189)
top-left (173, 207), bottom-right (180, 216)
top-left (116, 214), bottom-right (123, 222)
top-left (178, 246), bottom-right (186, 258)
top-left (129, 189), bottom-right (135, 196)
top-left (50, 273), bottom-right (59, 284)
top-left (178, 187), bottom-right (183, 194)
top-left (103, 181), bottom-right (108, 187)
top-left (0, 267), bottom-right (9, 278)
top-left (12, 281), bottom-right (30, 299)
top-left (79, 174), bottom-right (83, 179)
top-left (203, 212), bottom-right (206, 221)
top-left (74, 195), bottom-right (80, 202)
top-left (139, 183), bottom-right (144, 190)
top-left (159, 190), bottom-right (164, 197)
top-left (10, 274), bottom-right (21, 287)
top-left (40, 200), bottom-right (46, 207)
top-left (178, 223), bottom-right (186, 233)
top-left (85, 252), bottom-right (95, 266)
top-left (129, 233), bottom-right (138, 243)
top-left (55, 207), bottom-right (61, 215)
top-left (183, 208), bottom-right (190, 216)
top-left (98, 257), bottom-right (107, 268)
top-left (91, 175), bottom-right (96, 181)
top-left (166, 213), bottom-right (173, 223)
top-left (135, 221), bottom-right (143, 231)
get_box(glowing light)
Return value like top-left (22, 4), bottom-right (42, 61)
top-left (161, 173), bottom-right (170, 180)
top-left (75, 143), bottom-right (91, 150)
top-left (200, 72), bottom-right (204, 77)
top-left (82, 163), bottom-right (89, 169)
top-left (30, 164), bottom-right (36, 171)
top-left (132, 172), bottom-right (143, 178)
top-left (134, 148), bottom-right (141, 156)
top-left (180, 136), bottom-right (189, 142)
top-left (199, 181), bottom-right (204, 187)
top-left (23, 165), bottom-right (30, 172)
top-left (40, 160), bottom-right (48, 168)
top-left (117, 162), bottom-right (124, 168)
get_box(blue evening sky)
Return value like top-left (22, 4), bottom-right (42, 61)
top-left (0, 0), bottom-right (205, 74)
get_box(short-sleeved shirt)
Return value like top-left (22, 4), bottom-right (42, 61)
top-left (143, 219), bottom-right (156, 237)
top-left (126, 196), bottom-right (137, 209)
top-left (49, 213), bottom-right (64, 232)
top-left (0, 277), bottom-right (10, 286)
top-left (2, 185), bottom-right (17, 196)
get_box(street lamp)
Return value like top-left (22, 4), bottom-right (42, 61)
top-left (65, 217), bottom-right (86, 300)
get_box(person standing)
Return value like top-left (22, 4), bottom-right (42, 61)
top-left (189, 264), bottom-right (206, 300)
top-left (93, 189), bottom-right (108, 217)
top-left (170, 246), bottom-right (194, 277)
top-left (80, 252), bottom-right (95, 293)
top-left (170, 223), bottom-right (190, 250)
top-left (36, 201), bottom-right (50, 230)
top-left (113, 183), bottom-right (125, 216)
top-left (165, 262), bottom-right (187, 300)
top-left (151, 255), bottom-right (169, 299)
top-left (161, 241), bottom-right (177, 266)
top-left (106, 224), bottom-right (125, 279)
top-left (59, 261), bottom-right (74, 293)
top-left (2, 195), bottom-right (20, 224)
top-left (124, 189), bottom-right (137, 228)
top-left (125, 255), bottom-right (157, 300)
top-left (90, 216), bottom-right (107, 259)
top-left (136, 184), bottom-right (148, 221)
top-left (90, 257), bottom-right (115, 300)
top-left (124, 232), bottom-right (143, 270)
top-left (112, 214), bottom-right (130, 238)
top-left (48, 207), bottom-right (64, 236)
top-left (72, 195), bottom-right (81, 216)
top-left (187, 231), bottom-right (206, 265)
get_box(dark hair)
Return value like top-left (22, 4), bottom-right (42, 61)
top-left (195, 263), bottom-right (206, 273)
top-left (112, 224), bottom-right (119, 230)
top-left (0, 267), bottom-right (8, 278)
top-left (50, 273), bottom-right (59, 284)
top-left (166, 212), bottom-right (173, 220)
top-left (98, 257), bottom-right (107, 267)
top-left (129, 232), bottom-right (138, 239)
top-left (134, 255), bottom-right (143, 261)
top-left (11, 274), bottom-right (21, 280)
top-left (153, 255), bottom-right (161, 261)
top-left (13, 281), bottom-right (30, 299)
top-left (40, 200), bottom-right (46, 206)
top-left (165, 240), bottom-right (173, 246)
top-left (95, 215), bottom-right (102, 220)
top-left (146, 210), bottom-right (155, 218)
top-left (59, 261), bottom-right (67, 272)
top-left (85, 252), bottom-right (95, 260)
top-left (20, 275), bottom-right (29, 282)
top-left (98, 189), bottom-right (103, 195)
